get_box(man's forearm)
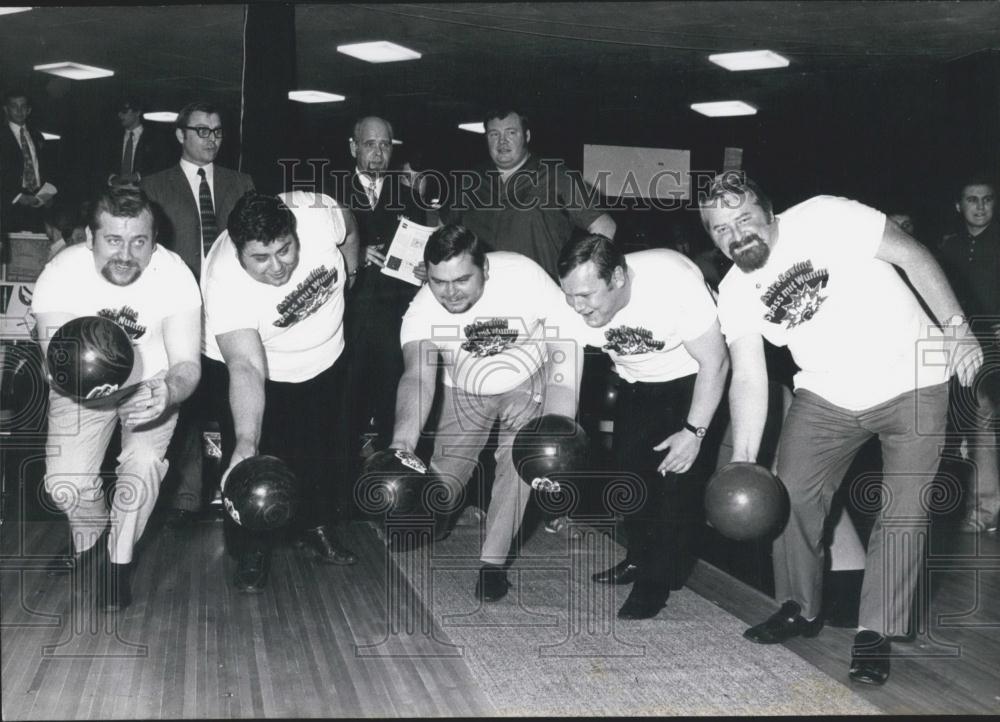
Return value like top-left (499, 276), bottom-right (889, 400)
top-left (729, 370), bottom-right (769, 462)
top-left (164, 359), bottom-right (200, 407)
top-left (228, 362), bottom-right (266, 453)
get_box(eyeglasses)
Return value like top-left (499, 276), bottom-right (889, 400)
top-left (360, 139), bottom-right (391, 152)
top-left (183, 126), bottom-right (224, 139)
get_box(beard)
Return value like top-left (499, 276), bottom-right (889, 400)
top-left (729, 234), bottom-right (771, 272)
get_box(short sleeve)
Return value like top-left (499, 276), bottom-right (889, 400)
top-left (717, 277), bottom-right (759, 345)
top-left (673, 262), bottom-right (719, 341)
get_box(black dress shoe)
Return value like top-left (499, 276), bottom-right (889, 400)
top-left (165, 508), bottom-right (199, 529)
top-left (616, 581), bottom-right (669, 620)
top-left (475, 564), bottom-right (510, 602)
top-left (592, 559), bottom-right (640, 585)
top-left (100, 562), bottom-right (133, 612)
top-left (849, 630), bottom-right (891, 685)
top-left (743, 600), bottom-right (823, 644)
top-left (296, 525), bottom-right (357, 565)
top-left (234, 551), bottom-right (270, 594)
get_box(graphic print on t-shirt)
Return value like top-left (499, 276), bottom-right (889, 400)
top-left (273, 266), bottom-right (338, 328)
top-left (462, 318), bottom-right (520, 357)
top-left (98, 305), bottom-right (146, 340)
top-left (760, 260), bottom-right (829, 328)
top-left (603, 326), bottom-right (665, 355)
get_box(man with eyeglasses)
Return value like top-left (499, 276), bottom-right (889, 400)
top-left (338, 116), bottom-right (428, 476)
top-left (142, 101), bottom-right (255, 530)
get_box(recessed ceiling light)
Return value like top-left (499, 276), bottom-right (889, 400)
top-left (34, 61), bottom-right (115, 80)
top-left (0, 7), bottom-right (32, 16)
top-left (337, 41), bottom-right (421, 63)
top-left (690, 101), bottom-right (758, 117)
top-left (288, 90), bottom-right (345, 103)
top-left (143, 111), bottom-right (178, 123)
top-left (41, 131), bottom-right (60, 140)
top-left (458, 122), bottom-right (485, 134)
top-left (709, 50), bottom-right (789, 71)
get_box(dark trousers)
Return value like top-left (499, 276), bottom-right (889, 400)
top-left (613, 373), bottom-right (703, 590)
top-left (343, 266), bottom-right (417, 462)
top-left (163, 354), bottom-right (222, 512)
top-left (222, 355), bottom-right (350, 556)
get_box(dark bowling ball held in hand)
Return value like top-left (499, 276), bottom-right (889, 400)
top-left (704, 461), bottom-right (788, 541)
top-left (360, 449), bottom-right (432, 516)
top-left (223, 455), bottom-right (300, 531)
top-left (46, 315), bottom-right (135, 401)
top-left (512, 414), bottom-right (590, 491)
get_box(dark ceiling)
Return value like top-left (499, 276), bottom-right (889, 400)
top-left (4, 1), bottom-right (1000, 133)
top-left (2, 2), bottom-right (999, 219)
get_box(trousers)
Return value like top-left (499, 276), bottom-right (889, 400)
top-left (773, 383), bottom-right (948, 636)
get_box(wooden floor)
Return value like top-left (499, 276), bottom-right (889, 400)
top-left (2, 501), bottom-right (998, 718)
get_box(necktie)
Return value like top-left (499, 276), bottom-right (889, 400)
top-left (366, 180), bottom-right (378, 209)
top-left (197, 168), bottom-right (218, 257)
top-left (20, 127), bottom-right (38, 193)
top-left (121, 131), bottom-right (135, 177)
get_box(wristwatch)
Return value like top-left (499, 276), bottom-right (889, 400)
top-left (683, 421), bottom-right (707, 438)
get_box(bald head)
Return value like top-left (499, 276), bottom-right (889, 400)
top-left (350, 116), bottom-right (394, 175)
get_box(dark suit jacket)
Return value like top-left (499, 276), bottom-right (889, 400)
top-left (141, 163), bottom-right (254, 278)
top-left (1, 123), bottom-right (53, 233)
top-left (340, 171), bottom-right (427, 251)
top-left (102, 125), bottom-right (175, 186)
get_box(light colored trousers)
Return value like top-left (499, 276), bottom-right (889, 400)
top-left (774, 383), bottom-right (948, 637)
top-left (44, 391), bottom-right (178, 564)
top-left (430, 373), bottom-right (543, 566)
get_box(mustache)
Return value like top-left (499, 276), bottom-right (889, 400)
top-left (730, 234), bottom-right (764, 254)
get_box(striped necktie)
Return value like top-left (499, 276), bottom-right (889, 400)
top-left (197, 167), bottom-right (218, 257)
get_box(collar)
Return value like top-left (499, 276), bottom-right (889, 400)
top-left (496, 153), bottom-right (531, 181)
top-left (180, 157), bottom-right (213, 180)
top-left (9, 121), bottom-right (30, 139)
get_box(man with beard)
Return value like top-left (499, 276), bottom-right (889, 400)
top-left (31, 186), bottom-right (202, 611)
top-left (699, 173), bottom-right (982, 686)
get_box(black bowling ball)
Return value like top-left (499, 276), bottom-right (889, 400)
top-left (222, 455), bottom-right (299, 531)
top-left (46, 316), bottom-right (134, 401)
top-left (511, 413), bottom-right (590, 488)
top-left (704, 462), bottom-right (788, 541)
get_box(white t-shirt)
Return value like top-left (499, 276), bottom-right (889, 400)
top-left (569, 249), bottom-right (719, 383)
top-left (400, 251), bottom-right (566, 396)
top-left (31, 243), bottom-right (200, 381)
top-left (717, 195), bottom-right (948, 410)
top-left (202, 191), bottom-right (347, 383)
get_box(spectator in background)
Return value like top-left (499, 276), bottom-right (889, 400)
top-left (103, 96), bottom-right (173, 187)
top-left (142, 101), bottom-right (255, 528)
top-left (2, 89), bottom-right (56, 233)
top-left (938, 174), bottom-right (999, 533)
top-left (338, 116), bottom-right (424, 464)
top-left (447, 107), bottom-right (615, 279)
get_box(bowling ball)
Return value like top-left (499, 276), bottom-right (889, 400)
top-left (222, 455), bottom-right (299, 531)
top-left (511, 413), bottom-right (590, 488)
top-left (46, 316), bottom-right (134, 401)
top-left (704, 462), bottom-right (788, 541)
top-left (359, 449), bottom-right (431, 516)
